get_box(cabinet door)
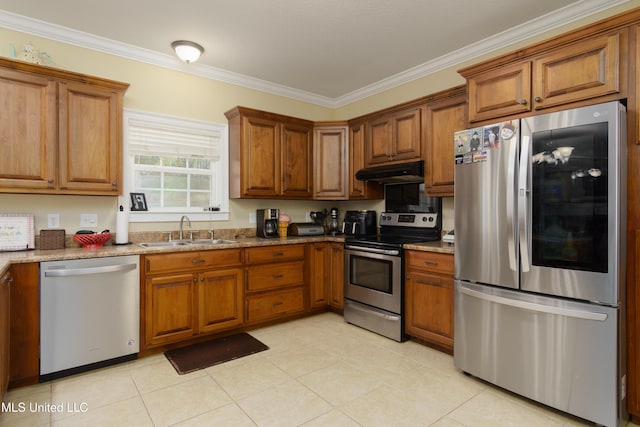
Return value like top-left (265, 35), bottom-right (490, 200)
top-left (349, 123), bottom-right (383, 200)
top-left (392, 107), bottom-right (422, 162)
top-left (308, 243), bottom-right (329, 308)
top-left (468, 61), bottom-right (532, 123)
top-left (198, 268), bottom-right (244, 334)
top-left (328, 243), bottom-right (344, 309)
top-left (0, 272), bottom-right (10, 402)
top-left (58, 81), bottom-right (121, 194)
top-left (314, 126), bottom-right (348, 200)
top-left (9, 263), bottom-right (39, 388)
top-left (145, 273), bottom-right (197, 346)
top-left (0, 69), bottom-right (56, 192)
top-left (241, 115), bottom-right (281, 197)
top-left (532, 32), bottom-right (621, 110)
top-left (281, 121), bottom-right (313, 198)
top-left (365, 115), bottom-right (393, 166)
top-left (424, 91), bottom-right (466, 196)
top-left (405, 270), bottom-right (453, 351)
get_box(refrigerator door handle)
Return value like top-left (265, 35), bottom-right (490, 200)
top-left (518, 135), bottom-right (531, 272)
top-left (506, 137), bottom-right (518, 272)
top-left (458, 285), bottom-right (608, 321)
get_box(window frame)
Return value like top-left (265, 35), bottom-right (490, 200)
top-left (123, 109), bottom-right (229, 223)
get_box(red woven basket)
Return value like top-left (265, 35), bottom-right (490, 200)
top-left (73, 232), bottom-right (111, 248)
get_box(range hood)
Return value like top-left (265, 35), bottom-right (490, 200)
top-left (355, 160), bottom-right (424, 183)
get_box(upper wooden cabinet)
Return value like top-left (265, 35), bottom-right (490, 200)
top-left (424, 87), bottom-right (467, 196)
top-left (463, 30), bottom-right (625, 123)
top-left (313, 123), bottom-right (349, 200)
top-left (226, 106), bottom-right (313, 199)
top-left (348, 122), bottom-right (383, 200)
top-left (0, 58), bottom-right (128, 195)
top-left (365, 106), bottom-right (423, 167)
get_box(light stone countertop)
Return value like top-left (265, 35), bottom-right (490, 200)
top-left (0, 235), bottom-right (452, 275)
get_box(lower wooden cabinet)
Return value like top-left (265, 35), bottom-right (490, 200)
top-left (244, 244), bottom-right (306, 323)
top-left (328, 243), bottom-right (344, 310)
top-left (308, 242), bottom-right (345, 310)
top-left (8, 263), bottom-right (39, 388)
top-left (0, 270), bottom-right (11, 403)
top-left (405, 250), bottom-right (454, 353)
top-left (142, 250), bottom-right (243, 348)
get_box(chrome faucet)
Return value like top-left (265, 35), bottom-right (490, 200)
top-left (179, 215), bottom-right (191, 240)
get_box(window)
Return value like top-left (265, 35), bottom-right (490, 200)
top-left (124, 109), bottom-right (229, 222)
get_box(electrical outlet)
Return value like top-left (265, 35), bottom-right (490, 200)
top-left (80, 213), bottom-right (98, 228)
top-left (47, 213), bottom-right (60, 228)
top-left (249, 212), bottom-right (256, 224)
top-left (305, 212), bottom-right (311, 222)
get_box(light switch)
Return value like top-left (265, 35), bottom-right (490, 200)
top-left (47, 213), bottom-right (60, 228)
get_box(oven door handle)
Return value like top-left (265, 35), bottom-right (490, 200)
top-left (344, 245), bottom-right (401, 256)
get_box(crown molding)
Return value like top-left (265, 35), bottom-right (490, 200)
top-left (0, 0), bottom-right (628, 109)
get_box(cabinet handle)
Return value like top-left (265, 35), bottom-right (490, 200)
top-left (424, 260), bottom-right (438, 266)
top-left (534, 96), bottom-right (542, 103)
top-left (192, 259), bottom-right (206, 264)
top-left (273, 274), bottom-right (284, 279)
top-left (520, 99), bottom-right (527, 105)
top-left (273, 252), bottom-right (284, 257)
top-left (273, 301), bottom-right (284, 308)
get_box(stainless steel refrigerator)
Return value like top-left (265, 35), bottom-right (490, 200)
top-left (453, 101), bottom-right (627, 427)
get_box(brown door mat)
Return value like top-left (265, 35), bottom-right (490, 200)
top-left (165, 332), bottom-right (269, 374)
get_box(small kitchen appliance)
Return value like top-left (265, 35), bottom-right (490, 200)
top-left (288, 223), bottom-right (325, 236)
top-left (342, 210), bottom-right (376, 236)
top-left (256, 209), bottom-right (279, 238)
top-left (328, 207), bottom-right (341, 235)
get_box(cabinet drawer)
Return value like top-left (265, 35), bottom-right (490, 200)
top-left (246, 287), bottom-right (304, 323)
top-left (245, 244), bottom-right (305, 264)
top-left (144, 249), bottom-right (242, 274)
top-left (246, 261), bottom-right (304, 292)
top-left (405, 251), bottom-right (453, 275)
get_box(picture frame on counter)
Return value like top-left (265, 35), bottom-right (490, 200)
top-left (130, 193), bottom-right (148, 211)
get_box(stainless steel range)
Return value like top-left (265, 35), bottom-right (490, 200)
top-left (344, 211), bottom-right (441, 341)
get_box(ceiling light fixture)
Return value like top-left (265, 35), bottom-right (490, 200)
top-left (171, 40), bottom-right (204, 63)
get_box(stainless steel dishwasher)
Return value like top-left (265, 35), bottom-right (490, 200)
top-left (40, 255), bottom-right (140, 381)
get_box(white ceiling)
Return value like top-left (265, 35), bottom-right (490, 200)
top-left (0, 0), bottom-right (628, 107)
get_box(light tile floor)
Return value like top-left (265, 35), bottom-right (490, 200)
top-left (1, 312), bottom-right (637, 427)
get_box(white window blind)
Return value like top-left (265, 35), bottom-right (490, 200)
top-left (127, 119), bottom-right (222, 160)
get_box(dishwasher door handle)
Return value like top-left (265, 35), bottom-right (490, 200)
top-left (44, 263), bottom-right (137, 277)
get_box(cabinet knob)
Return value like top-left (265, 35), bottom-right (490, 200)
top-left (47, 179), bottom-right (54, 184)
top-left (193, 278), bottom-right (198, 283)
top-left (520, 99), bottom-right (527, 105)
top-left (111, 182), bottom-right (117, 187)
top-left (534, 96), bottom-right (542, 103)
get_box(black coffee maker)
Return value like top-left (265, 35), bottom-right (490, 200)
top-left (256, 209), bottom-right (279, 238)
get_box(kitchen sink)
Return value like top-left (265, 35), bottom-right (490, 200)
top-left (139, 241), bottom-right (191, 248)
top-left (139, 239), bottom-right (236, 248)
top-left (187, 239), bottom-right (237, 245)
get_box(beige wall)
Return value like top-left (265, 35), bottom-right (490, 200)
top-left (0, 1), bottom-right (637, 235)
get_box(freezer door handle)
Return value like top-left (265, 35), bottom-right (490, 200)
top-left (506, 136), bottom-right (518, 272)
top-left (518, 135), bottom-right (531, 272)
top-left (458, 285), bottom-right (607, 321)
